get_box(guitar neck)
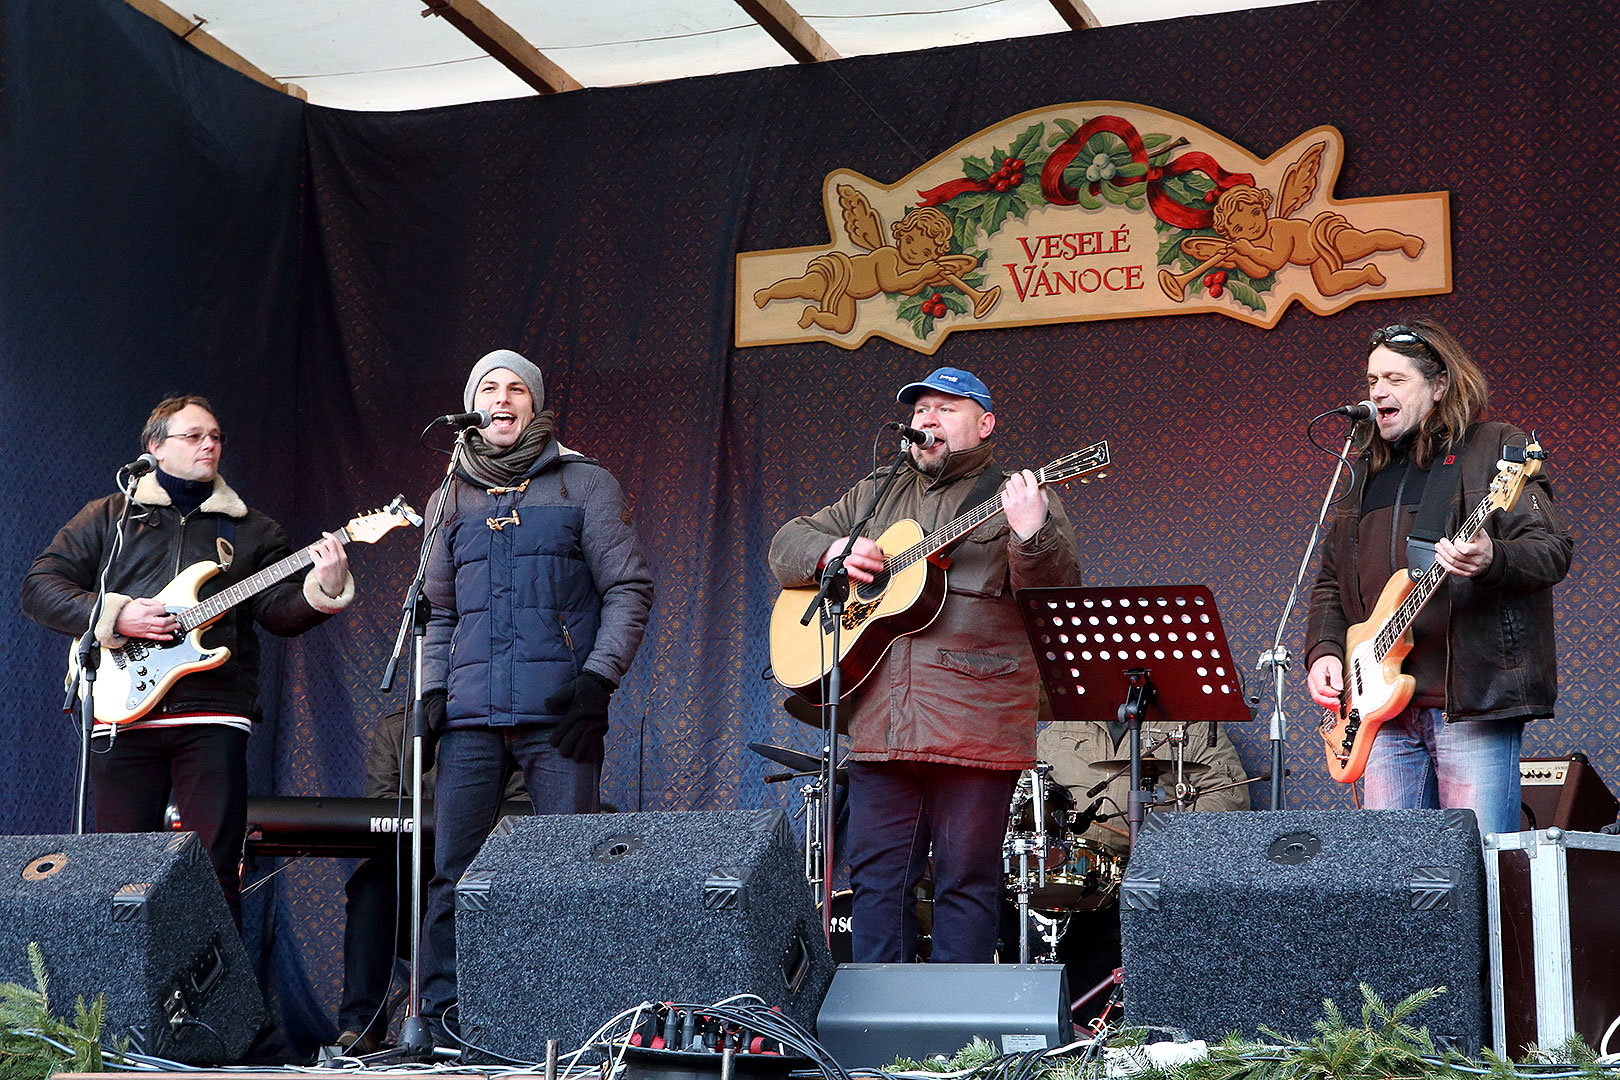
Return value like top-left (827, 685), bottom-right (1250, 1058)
top-left (1372, 495), bottom-right (1498, 663)
top-left (177, 529), bottom-right (350, 633)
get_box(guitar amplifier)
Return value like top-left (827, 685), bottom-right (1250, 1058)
top-left (1518, 754), bottom-right (1617, 832)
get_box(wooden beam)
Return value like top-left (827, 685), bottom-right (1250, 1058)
top-left (1046, 0), bottom-right (1101, 32)
top-left (733, 0), bottom-right (839, 64)
top-left (421, 0), bottom-right (582, 94)
top-left (120, 0), bottom-right (307, 99)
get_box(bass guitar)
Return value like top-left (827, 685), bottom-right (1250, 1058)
top-left (67, 497), bottom-right (420, 725)
top-left (769, 441), bottom-right (1109, 704)
top-left (1318, 441), bottom-right (1545, 783)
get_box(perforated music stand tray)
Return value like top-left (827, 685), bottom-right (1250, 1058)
top-left (1017, 584), bottom-right (1250, 727)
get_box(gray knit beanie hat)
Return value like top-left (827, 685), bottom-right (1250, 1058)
top-left (463, 349), bottom-right (545, 411)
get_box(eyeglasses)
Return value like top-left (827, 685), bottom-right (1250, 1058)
top-left (1369, 324), bottom-right (1444, 368)
top-left (164, 430), bottom-right (226, 448)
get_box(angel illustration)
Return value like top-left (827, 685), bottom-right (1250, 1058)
top-left (1159, 141), bottom-right (1426, 302)
top-left (753, 185), bottom-right (999, 334)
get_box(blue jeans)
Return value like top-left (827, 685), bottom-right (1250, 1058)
top-left (418, 725), bottom-right (599, 1029)
top-left (1362, 706), bottom-right (1523, 836)
top-left (846, 761), bottom-right (1017, 964)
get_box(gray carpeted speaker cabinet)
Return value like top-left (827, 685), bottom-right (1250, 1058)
top-left (1121, 808), bottom-right (1486, 1053)
top-left (0, 831), bottom-right (264, 1063)
top-left (455, 809), bottom-right (834, 1062)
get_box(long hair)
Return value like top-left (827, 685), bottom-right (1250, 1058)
top-left (1358, 317), bottom-right (1489, 472)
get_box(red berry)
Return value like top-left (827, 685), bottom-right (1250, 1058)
top-left (1212, 271), bottom-right (1227, 284)
top-left (931, 293), bottom-right (944, 303)
top-left (1010, 171), bottom-right (1023, 185)
top-left (1205, 190), bottom-right (1218, 203)
top-left (1010, 158), bottom-right (1024, 170)
top-left (1203, 273), bottom-right (1217, 287)
top-left (992, 179), bottom-right (1008, 192)
top-left (1208, 283), bottom-right (1223, 298)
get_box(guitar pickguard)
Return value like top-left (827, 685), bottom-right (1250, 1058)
top-left (842, 598), bottom-right (882, 630)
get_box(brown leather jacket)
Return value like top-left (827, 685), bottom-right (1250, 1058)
top-left (1304, 420), bottom-right (1573, 724)
top-left (769, 441), bottom-right (1082, 768)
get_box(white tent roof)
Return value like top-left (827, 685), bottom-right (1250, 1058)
top-left (135, 0), bottom-right (1318, 111)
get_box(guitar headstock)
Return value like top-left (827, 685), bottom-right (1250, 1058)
top-left (1037, 440), bottom-right (1111, 487)
top-left (343, 496), bottom-right (423, 544)
top-left (1487, 437), bottom-right (1546, 515)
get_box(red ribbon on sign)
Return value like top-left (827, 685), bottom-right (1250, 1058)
top-left (916, 176), bottom-right (993, 206)
top-left (1038, 115), bottom-right (1253, 230)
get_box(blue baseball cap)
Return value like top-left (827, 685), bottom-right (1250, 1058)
top-left (896, 367), bottom-right (993, 412)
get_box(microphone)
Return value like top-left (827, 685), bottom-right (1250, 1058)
top-left (1331, 400), bottom-right (1378, 421)
top-left (886, 421), bottom-right (937, 448)
top-left (1070, 797), bottom-right (1106, 833)
top-left (122, 453), bottom-right (158, 477)
top-left (435, 409), bottom-right (493, 429)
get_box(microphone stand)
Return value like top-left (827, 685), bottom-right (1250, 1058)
top-left (64, 465), bottom-right (146, 832)
top-left (1257, 413), bottom-right (1361, 810)
top-left (377, 427), bottom-right (466, 1057)
top-left (798, 435), bottom-right (916, 944)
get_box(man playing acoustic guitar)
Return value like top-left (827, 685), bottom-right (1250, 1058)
top-left (1304, 320), bottom-right (1572, 836)
top-left (22, 396), bottom-right (354, 925)
top-left (769, 367), bottom-right (1082, 963)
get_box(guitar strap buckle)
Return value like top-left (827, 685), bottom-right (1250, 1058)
top-left (1405, 537), bottom-right (1437, 581)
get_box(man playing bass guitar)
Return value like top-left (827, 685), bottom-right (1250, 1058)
top-left (769, 367), bottom-right (1082, 964)
top-left (1304, 320), bottom-right (1572, 836)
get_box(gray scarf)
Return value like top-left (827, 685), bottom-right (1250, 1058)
top-left (457, 412), bottom-right (555, 489)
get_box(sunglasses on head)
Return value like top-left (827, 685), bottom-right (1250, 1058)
top-left (1370, 324), bottom-right (1444, 368)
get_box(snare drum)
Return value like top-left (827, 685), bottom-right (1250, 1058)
top-left (1024, 838), bottom-right (1124, 911)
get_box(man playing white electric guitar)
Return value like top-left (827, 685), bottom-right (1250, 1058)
top-left (1304, 320), bottom-right (1573, 836)
top-left (22, 396), bottom-right (356, 925)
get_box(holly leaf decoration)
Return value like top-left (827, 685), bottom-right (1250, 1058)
top-left (962, 155), bottom-right (993, 181)
top-left (1007, 122), bottom-right (1044, 162)
top-left (1224, 277), bottom-right (1267, 312)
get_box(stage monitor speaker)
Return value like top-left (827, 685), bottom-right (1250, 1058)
top-left (0, 832), bottom-right (263, 1064)
top-left (816, 963), bottom-right (1071, 1068)
top-left (455, 810), bottom-right (834, 1062)
top-left (1519, 754), bottom-right (1618, 832)
top-left (1121, 809), bottom-right (1485, 1054)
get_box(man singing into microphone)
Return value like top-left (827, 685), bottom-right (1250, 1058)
top-left (1304, 319), bottom-right (1572, 835)
top-left (769, 367), bottom-right (1082, 963)
top-left (416, 350), bottom-right (653, 1042)
top-left (21, 395), bottom-right (354, 925)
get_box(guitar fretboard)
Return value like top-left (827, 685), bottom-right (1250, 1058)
top-left (177, 530), bottom-right (351, 633)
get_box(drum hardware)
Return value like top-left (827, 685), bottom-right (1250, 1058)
top-left (1005, 762), bottom-right (1071, 963)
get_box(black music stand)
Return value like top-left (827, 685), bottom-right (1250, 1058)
top-left (1017, 585), bottom-right (1251, 848)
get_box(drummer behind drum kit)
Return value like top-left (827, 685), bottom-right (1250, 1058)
top-left (752, 720), bottom-right (1243, 968)
top-left (1002, 728), bottom-right (1232, 965)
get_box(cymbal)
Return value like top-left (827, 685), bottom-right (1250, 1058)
top-left (748, 741), bottom-right (824, 774)
top-left (1088, 757), bottom-right (1212, 779)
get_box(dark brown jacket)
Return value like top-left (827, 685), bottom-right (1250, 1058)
top-left (1304, 421), bottom-right (1573, 724)
top-left (769, 441), bottom-right (1082, 768)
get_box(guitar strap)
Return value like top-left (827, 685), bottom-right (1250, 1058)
top-left (1404, 436), bottom-right (1465, 580)
top-left (935, 463), bottom-right (1008, 560)
top-left (216, 518), bottom-right (236, 570)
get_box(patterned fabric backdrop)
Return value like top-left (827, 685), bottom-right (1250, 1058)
top-left (2, 0), bottom-right (1616, 1053)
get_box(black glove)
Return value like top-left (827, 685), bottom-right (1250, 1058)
top-left (416, 687), bottom-right (448, 771)
top-left (544, 671), bottom-right (614, 764)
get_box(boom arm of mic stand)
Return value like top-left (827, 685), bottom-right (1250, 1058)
top-left (1258, 421), bottom-right (1358, 811)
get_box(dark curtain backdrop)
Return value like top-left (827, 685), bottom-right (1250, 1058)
top-left (3, 0), bottom-right (1617, 1053)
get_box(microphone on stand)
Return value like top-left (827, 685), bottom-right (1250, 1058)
top-left (121, 453), bottom-right (159, 477)
top-left (433, 409), bottom-right (493, 429)
top-left (1330, 400), bottom-right (1378, 421)
top-left (885, 421), bottom-right (937, 448)
top-left (1070, 797), bottom-right (1106, 833)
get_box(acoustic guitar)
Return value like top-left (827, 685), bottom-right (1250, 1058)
top-left (769, 442), bottom-right (1109, 704)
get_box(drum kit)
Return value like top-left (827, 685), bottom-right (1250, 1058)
top-left (751, 722), bottom-right (1240, 966)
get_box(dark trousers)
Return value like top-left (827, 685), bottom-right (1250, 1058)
top-left (846, 761), bottom-right (1017, 964)
top-left (88, 724), bottom-right (249, 927)
top-left (338, 847), bottom-right (427, 1038)
top-left (418, 726), bottom-right (599, 1032)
